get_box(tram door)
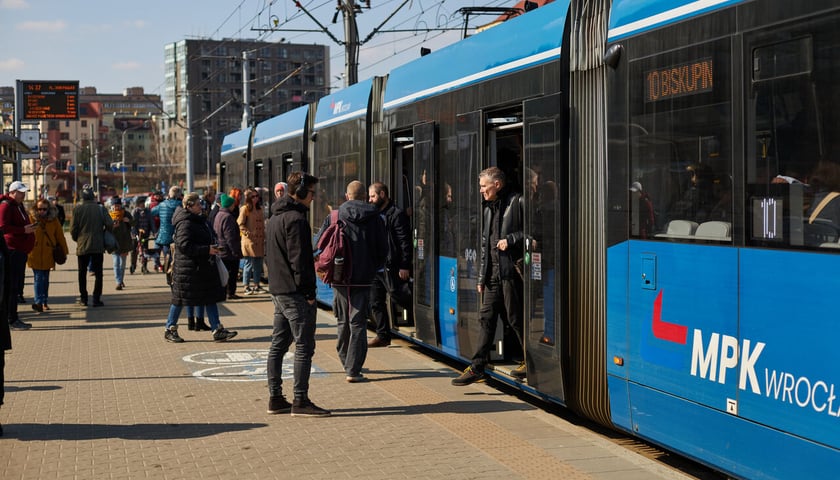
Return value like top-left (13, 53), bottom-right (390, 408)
top-left (253, 160), bottom-right (264, 190)
top-left (268, 154), bottom-right (294, 214)
top-left (522, 93), bottom-right (566, 400)
top-left (412, 121), bottom-right (438, 345)
top-left (453, 112), bottom-right (483, 358)
top-left (386, 132), bottom-right (414, 330)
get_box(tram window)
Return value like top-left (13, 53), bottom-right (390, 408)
top-left (746, 16), bottom-right (840, 250)
top-left (628, 38), bottom-right (732, 241)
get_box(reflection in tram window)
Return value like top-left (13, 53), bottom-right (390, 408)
top-left (746, 21), bottom-right (840, 250)
top-left (629, 38), bottom-right (732, 241)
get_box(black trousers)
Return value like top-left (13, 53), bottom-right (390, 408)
top-left (77, 253), bottom-right (103, 302)
top-left (369, 273), bottom-right (391, 339)
top-left (222, 258), bottom-right (239, 296)
top-left (7, 250), bottom-right (27, 321)
top-left (1, 350), bottom-right (5, 407)
top-left (471, 277), bottom-right (524, 372)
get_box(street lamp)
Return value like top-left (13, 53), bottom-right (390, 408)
top-left (204, 129), bottom-right (212, 186)
top-left (120, 121), bottom-right (148, 195)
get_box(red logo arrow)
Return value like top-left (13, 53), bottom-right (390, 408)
top-left (652, 290), bottom-right (687, 344)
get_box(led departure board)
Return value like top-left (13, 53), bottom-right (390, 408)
top-left (20, 81), bottom-right (79, 120)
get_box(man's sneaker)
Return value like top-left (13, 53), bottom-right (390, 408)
top-left (267, 395), bottom-right (293, 414)
top-left (78, 298), bottom-right (88, 307)
top-left (212, 326), bottom-right (238, 342)
top-left (243, 286), bottom-right (255, 296)
top-left (164, 327), bottom-right (184, 343)
top-left (254, 285), bottom-right (267, 294)
top-left (451, 366), bottom-right (485, 386)
top-left (92, 299), bottom-right (105, 307)
top-left (9, 319), bottom-right (32, 331)
top-left (345, 374), bottom-right (365, 383)
top-left (510, 361), bottom-right (527, 380)
top-left (291, 398), bottom-right (331, 417)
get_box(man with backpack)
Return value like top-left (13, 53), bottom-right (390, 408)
top-left (316, 180), bottom-right (386, 383)
top-left (265, 172), bottom-right (330, 417)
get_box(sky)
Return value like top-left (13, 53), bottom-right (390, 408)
top-left (0, 0), bottom-right (513, 97)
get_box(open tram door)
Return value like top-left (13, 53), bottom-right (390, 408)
top-left (411, 121), bottom-right (438, 345)
top-left (381, 130), bottom-right (414, 331)
top-left (268, 154), bottom-right (294, 213)
top-left (522, 93), bottom-right (566, 400)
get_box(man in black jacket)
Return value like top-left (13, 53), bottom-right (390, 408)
top-left (328, 181), bottom-right (386, 383)
top-left (367, 182), bottom-right (412, 348)
top-left (452, 167), bottom-right (526, 386)
top-left (265, 172), bottom-right (330, 417)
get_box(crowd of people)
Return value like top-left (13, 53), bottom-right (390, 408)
top-left (1, 166), bottom-right (529, 425)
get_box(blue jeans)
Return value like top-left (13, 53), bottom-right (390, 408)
top-left (267, 293), bottom-right (317, 399)
top-left (242, 256), bottom-right (263, 286)
top-left (333, 286), bottom-right (371, 377)
top-left (166, 304), bottom-right (220, 330)
top-left (112, 253), bottom-right (127, 285)
top-left (33, 269), bottom-right (50, 305)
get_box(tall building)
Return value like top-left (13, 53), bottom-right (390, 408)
top-left (163, 38), bottom-right (330, 190)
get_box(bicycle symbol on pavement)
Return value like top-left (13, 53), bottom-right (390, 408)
top-left (182, 349), bottom-right (325, 382)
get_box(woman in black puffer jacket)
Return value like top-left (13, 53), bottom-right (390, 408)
top-left (162, 193), bottom-right (237, 343)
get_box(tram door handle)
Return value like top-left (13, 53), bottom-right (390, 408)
top-left (641, 254), bottom-right (656, 290)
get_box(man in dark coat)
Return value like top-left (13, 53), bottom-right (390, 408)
top-left (326, 180), bottom-right (387, 383)
top-left (71, 185), bottom-right (112, 307)
top-left (265, 172), bottom-right (330, 417)
top-left (163, 193), bottom-right (236, 343)
top-left (452, 167), bottom-right (526, 386)
top-left (367, 182), bottom-right (412, 348)
top-left (212, 194), bottom-right (242, 300)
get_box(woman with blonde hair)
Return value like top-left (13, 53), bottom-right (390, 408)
top-left (27, 198), bottom-right (68, 312)
top-left (238, 188), bottom-right (266, 294)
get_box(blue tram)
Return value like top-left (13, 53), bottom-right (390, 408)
top-left (220, 1), bottom-right (840, 477)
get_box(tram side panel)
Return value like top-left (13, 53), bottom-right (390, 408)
top-left (606, 0), bottom-right (840, 478)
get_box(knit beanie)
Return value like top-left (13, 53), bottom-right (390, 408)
top-left (220, 194), bottom-right (234, 209)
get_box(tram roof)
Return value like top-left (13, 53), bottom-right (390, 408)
top-left (221, 127), bottom-right (251, 154)
top-left (608, 0), bottom-right (744, 41)
top-left (313, 78), bottom-right (373, 129)
top-left (383, 0), bottom-right (569, 111)
top-left (254, 104), bottom-right (309, 147)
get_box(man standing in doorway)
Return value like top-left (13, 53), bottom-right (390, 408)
top-left (367, 182), bottom-right (412, 348)
top-left (452, 167), bottom-right (526, 386)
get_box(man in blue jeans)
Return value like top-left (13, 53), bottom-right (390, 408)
top-left (265, 172), bottom-right (330, 417)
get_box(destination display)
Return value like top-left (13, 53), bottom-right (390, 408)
top-left (20, 81), bottom-right (79, 120)
top-left (645, 58), bottom-right (713, 102)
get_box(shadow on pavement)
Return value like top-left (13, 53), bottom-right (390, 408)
top-left (330, 399), bottom-right (535, 417)
top-left (4, 422), bottom-right (269, 441)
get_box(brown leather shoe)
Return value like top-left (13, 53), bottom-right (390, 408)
top-left (368, 337), bottom-right (391, 348)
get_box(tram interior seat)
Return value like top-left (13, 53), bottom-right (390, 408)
top-left (655, 219), bottom-right (698, 239)
top-left (694, 221), bottom-right (731, 241)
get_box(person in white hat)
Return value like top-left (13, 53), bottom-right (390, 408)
top-left (0, 181), bottom-right (37, 330)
